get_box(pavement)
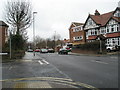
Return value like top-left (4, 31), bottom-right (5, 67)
top-left (69, 51), bottom-right (119, 57)
top-left (2, 77), bottom-right (97, 89)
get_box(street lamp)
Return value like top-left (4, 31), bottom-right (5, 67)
top-left (54, 31), bottom-right (56, 51)
top-left (9, 29), bottom-right (12, 59)
top-left (33, 12), bottom-right (37, 56)
top-left (98, 37), bottom-right (102, 53)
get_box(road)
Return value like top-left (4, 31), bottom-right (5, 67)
top-left (36, 52), bottom-right (118, 88)
top-left (2, 52), bottom-right (118, 88)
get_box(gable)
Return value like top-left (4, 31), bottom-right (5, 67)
top-left (113, 7), bottom-right (120, 17)
top-left (69, 23), bottom-right (76, 30)
top-left (84, 16), bottom-right (99, 30)
top-left (106, 18), bottom-right (118, 26)
top-left (69, 22), bottom-right (84, 31)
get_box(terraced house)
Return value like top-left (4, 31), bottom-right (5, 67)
top-left (69, 22), bottom-right (86, 45)
top-left (83, 7), bottom-right (120, 48)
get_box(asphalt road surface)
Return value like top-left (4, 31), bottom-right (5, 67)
top-left (2, 52), bottom-right (118, 88)
top-left (36, 52), bottom-right (118, 88)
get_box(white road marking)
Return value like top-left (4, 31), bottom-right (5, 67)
top-left (110, 57), bottom-right (118, 59)
top-left (42, 59), bottom-right (49, 65)
top-left (91, 60), bottom-right (108, 64)
top-left (22, 60), bottom-right (32, 62)
top-left (9, 66), bottom-right (12, 70)
top-left (38, 60), bottom-right (43, 65)
top-left (38, 59), bottom-right (49, 65)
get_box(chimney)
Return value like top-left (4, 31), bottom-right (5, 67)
top-left (94, 10), bottom-right (100, 15)
top-left (118, 1), bottom-right (120, 7)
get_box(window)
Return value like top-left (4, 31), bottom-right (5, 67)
top-left (116, 25), bottom-right (119, 32)
top-left (118, 38), bottom-right (120, 46)
top-left (73, 36), bottom-right (83, 41)
top-left (88, 29), bottom-right (98, 36)
top-left (106, 27), bottom-right (109, 33)
top-left (88, 18), bottom-right (93, 25)
top-left (111, 25), bottom-right (114, 32)
top-left (100, 27), bottom-right (105, 34)
top-left (73, 27), bottom-right (81, 32)
top-left (107, 38), bottom-right (120, 47)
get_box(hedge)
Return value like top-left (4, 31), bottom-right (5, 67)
top-left (73, 41), bottom-right (106, 52)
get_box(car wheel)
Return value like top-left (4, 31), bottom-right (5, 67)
top-left (107, 49), bottom-right (111, 52)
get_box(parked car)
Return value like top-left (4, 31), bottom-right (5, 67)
top-left (63, 46), bottom-right (72, 52)
top-left (34, 49), bottom-right (41, 52)
top-left (66, 47), bottom-right (72, 52)
top-left (48, 48), bottom-right (55, 53)
top-left (106, 45), bottom-right (117, 52)
top-left (27, 49), bottom-right (33, 52)
top-left (58, 48), bottom-right (68, 54)
top-left (40, 49), bottom-right (48, 53)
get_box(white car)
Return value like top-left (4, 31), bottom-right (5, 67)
top-left (106, 45), bottom-right (116, 52)
top-left (27, 49), bottom-right (33, 52)
top-left (40, 49), bottom-right (48, 53)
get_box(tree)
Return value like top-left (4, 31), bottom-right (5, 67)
top-left (11, 34), bottom-right (25, 50)
top-left (5, 0), bottom-right (32, 35)
top-left (35, 36), bottom-right (46, 48)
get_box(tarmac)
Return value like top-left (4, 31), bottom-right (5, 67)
top-left (1, 52), bottom-right (99, 89)
top-left (2, 51), bottom-right (118, 89)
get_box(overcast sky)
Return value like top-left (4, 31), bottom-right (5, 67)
top-left (0, 0), bottom-right (119, 41)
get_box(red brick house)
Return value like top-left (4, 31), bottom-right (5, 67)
top-left (0, 21), bottom-right (9, 48)
top-left (69, 22), bottom-right (86, 45)
top-left (83, 7), bottom-right (120, 48)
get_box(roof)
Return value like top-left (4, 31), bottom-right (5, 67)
top-left (69, 22), bottom-right (84, 30)
top-left (90, 11), bottom-right (114, 26)
top-left (72, 22), bottom-right (84, 26)
top-left (0, 21), bottom-right (9, 27)
top-left (84, 7), bottom-right (120, 29)
top-left (112, 17), bottom-right (120, 22)
top-left (96, 34), bottom-right (106, 40)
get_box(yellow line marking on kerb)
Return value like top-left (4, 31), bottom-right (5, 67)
top-left (1, 77), bottom-right (99, 90)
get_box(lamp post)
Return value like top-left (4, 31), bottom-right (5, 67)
top-left (100, 39), bottom-right (102, 53)
top-left (54, 31), bottom-right (56, 51)
top-left (9, 29), bottom-right (12, 59)
top-left (33, 12), bottom-right (37, 56)
top-left (98, 37), bottom-right (102, 54)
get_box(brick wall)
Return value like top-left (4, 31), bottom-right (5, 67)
top-left (69, 25), bottom-right (86, 44)
top-left (0, 26), bottom-right (7, 48)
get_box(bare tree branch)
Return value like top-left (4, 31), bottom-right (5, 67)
top-left (5, 0), bottom-right (32, 35)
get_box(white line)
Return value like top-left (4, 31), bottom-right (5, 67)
top-left (110, 57), bottom-right (118, 59)
top-left (9, 66), bottom-right (12, 70)
top-left (38, 60), bottom-right (43, 65)
top-left (91, 60), bottom-right (108, 64)
top-left (42, 59), bottom-right (49, 64)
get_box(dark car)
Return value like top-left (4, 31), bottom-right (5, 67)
top-left (48, 48), bottom-right (55, 53)
top-left (58, 48), bottom-right (68, 54)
